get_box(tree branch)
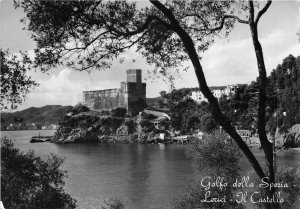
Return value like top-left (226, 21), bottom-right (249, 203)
top-left (211, 15), bottom-right (249, 32)
top-left (105, 15), bottom-right (172, 37)
top-left (248, 1), bottom-right (255, 24)
top-left (248, 0), bottom-right (275, 191)
top-left (149, 0), bottom-right (180, 27)
top-left (255, 0), bottom-right (272, 25)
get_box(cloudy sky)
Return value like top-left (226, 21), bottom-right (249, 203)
top-left (1, 0), bottom-right (300, 110)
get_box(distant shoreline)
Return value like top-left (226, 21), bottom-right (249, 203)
top-left (1, 129), bottom-right (58, 131)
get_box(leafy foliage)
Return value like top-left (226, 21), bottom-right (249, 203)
top-left (69, 103), bottom-right (89, 114)
top-left (0, 49), bottom-right (38, 110)
top-left (1, 138), bottom-right (76, 209)
top-left (15, 0), bottom-right (237, 76)
top-left (187, 132), bottom-right (243, 176)
top-left (173, 132), bottom-right (245, 209)
top-left (249, 166), bottom-right (300, 209)
top-left (111, 107), bottom-right (127, 118)
top-left (266, 55), bottom-right (300, 134)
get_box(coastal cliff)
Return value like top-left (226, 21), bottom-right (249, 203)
top-left (51, 105), bottom-right (170, 144)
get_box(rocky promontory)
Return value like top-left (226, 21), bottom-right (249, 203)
top-left (51, 104), bottom-right (171, 144)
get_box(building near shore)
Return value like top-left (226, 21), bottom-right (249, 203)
top-left (83, 69), bottom-right (146, 116)
top-left (190, 84), bottom-right (239, 103)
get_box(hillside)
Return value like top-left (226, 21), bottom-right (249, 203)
top-left (1, 97), bottom-right (164, 128)
top-left (146, 97), bottom-right (161, 107)
top-left (1, 97), bottom-right (165, 127)
top-left (1, 105), bottom-right (73, 126)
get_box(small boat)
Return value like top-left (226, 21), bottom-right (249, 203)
top-left (30, 138), bottom-right (45, 143)
top-left (30, 133), bottom-right (52, 143)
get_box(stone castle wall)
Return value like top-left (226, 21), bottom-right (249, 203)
top-left (83, 88), bottom-right (128, 111)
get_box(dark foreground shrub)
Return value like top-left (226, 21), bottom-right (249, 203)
top-left (1, 138), bottom-right (77, 209)
top-left (173, 132), bottom-right (245, 209)
top-left (111, 107), bottom-right (127, 118)
top-left (249, 166), bottom-right (300, 209)
top-left (70, 103), bottom-right (89, 114)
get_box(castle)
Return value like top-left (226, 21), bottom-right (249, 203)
top-left (83, 69), bottom-right (146, 116)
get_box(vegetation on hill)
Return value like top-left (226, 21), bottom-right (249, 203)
top-left (266, 55), bottom-right (300, 134)
top-left (157, 55), bottom-right (300, 138)
top-left (146, 97), bottom-right (161, 108)
top-left (1, 105), bottom-right (73, 127)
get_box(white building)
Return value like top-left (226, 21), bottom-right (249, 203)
top-left (190, 85), bottom-right (239, 103)
top-left (190, 91), bottom-right (208, 103)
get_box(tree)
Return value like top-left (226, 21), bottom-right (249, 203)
top-left (15, 1), bottom-right (280, 208)
top-left (0, 49), bottom-right (38, 110)
top-left (1, 138), bottom-right (77, 209)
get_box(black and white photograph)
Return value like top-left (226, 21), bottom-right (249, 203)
top-left (1, 0), bottom-right (300, 208)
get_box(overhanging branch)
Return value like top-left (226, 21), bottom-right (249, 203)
top-left (255, 0), bottom-right (272, 25)
top-left (150, 0), bottom-right (180, 27)
top-left (211, 15), bottom-right (248, 32)
top-left (106, 15), bottom-right (172, 37)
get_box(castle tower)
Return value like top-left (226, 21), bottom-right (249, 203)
top-left (127, 69), bottom-right (142, 83)
top-left (126, 69), bottom-right (146, 115)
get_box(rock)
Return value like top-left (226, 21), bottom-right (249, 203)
top-left (45, 138), bottom-right (52, 142)
top-left (30, 138), bottom-right (45, 143)
top-left (275, 124), bottom-right (300, 148)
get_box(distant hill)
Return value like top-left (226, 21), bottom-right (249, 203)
top-left (1, 105), bottom-right (73, 126)
top-left (146, 97), bottom-right (161, 107)
top-left (1, 99), bottom-right (163, 127)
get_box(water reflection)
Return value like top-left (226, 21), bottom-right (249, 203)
top-left (127, 145), bottom-right (151, 208)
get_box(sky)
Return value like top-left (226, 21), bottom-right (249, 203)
top-left (0, 0), bottom-right (300, 111)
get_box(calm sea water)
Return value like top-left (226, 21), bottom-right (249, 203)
top-left (1, 130), bottom-right (300, 209)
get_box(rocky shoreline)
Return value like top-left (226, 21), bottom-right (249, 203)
top-left (40, 105), bottom-right (300, 148)
top-left (49, 105), bottom-right (180, 144)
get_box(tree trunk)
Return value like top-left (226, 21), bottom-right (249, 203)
top-left (248, 1), bottom-right (276, 208)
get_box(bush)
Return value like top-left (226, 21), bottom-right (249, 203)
top-left (1, 138), bottom-right (76, 209)
top-left (111, 107), bottom-right (127, 118)
top-left (249, 166), bottom-right (300, 209)
top-left (173, 132), bottom-right (245, 209)
top-left (99, 110), bottom-right (111, 116)
top-left (123, 119), bottom-right (136, 134)
top-left (70, 103), bottom-right (89, 114)
top-left (186, 131), bottom-right (242, 176)
top-left (283, 133), bottom-right (300, 148)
